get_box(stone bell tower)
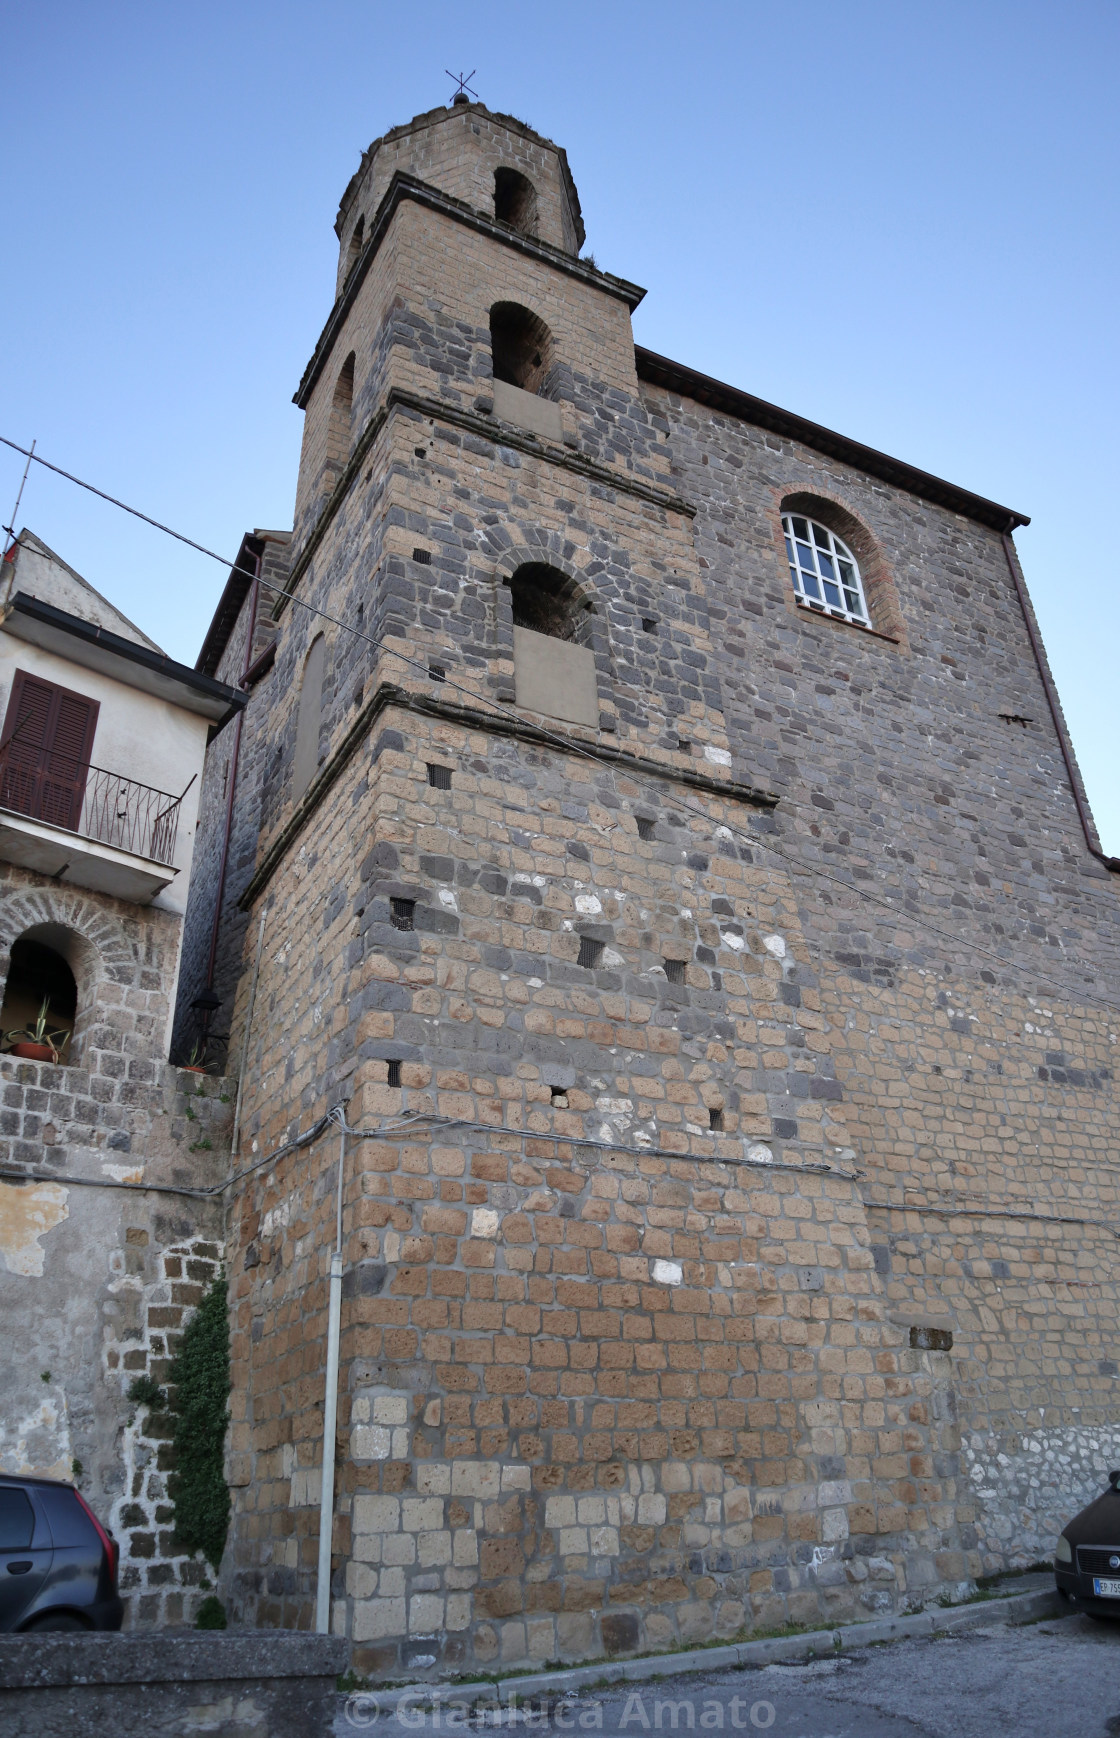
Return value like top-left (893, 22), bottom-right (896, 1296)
top-left (219, 95), bottom-right (974, 1672)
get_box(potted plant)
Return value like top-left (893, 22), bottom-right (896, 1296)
top-left (178, 1039), bottom-right (209, 1076)
top-left (5, 996), bottom-right (71, 1062)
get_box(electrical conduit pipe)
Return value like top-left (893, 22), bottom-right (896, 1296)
top-left (315, 1115), bottom-right (346, 1634)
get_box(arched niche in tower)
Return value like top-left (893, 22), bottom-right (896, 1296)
top-left (494, 168), bottom-right (538, 238)
top-left (293, 634), bottom-right (327, 801)
top-left (506, 562), bottom-right (599, 729)
top-left (488, 304), bottom-right (563, 442)
top-left (326, 353), bottom-right (355, 477)
top-left (343, 215), bottom-right (365, 282)
top-left (489, 303), bottom-right (551, 396)
top-left (510, 563), bottom-right (589, 645)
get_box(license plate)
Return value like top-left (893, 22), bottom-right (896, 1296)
top-left (1093, 1578), bottom-right (1120, 1597)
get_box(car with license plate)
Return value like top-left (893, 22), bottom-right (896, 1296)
top-left (0, 1475), bottom-right (122, 1631)
top-left (1055, 1469), bottom-right (1120, 1618)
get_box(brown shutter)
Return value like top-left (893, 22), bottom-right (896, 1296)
top-left (0, 671), bottom-right (99, 832)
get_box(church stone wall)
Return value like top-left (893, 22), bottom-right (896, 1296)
top-left (224, 716), bottom-right (975, 1669)
top-left (190, 98), bottom-right (1120, 1669)
top-left (647, 383), bottom-right (1120, 1571)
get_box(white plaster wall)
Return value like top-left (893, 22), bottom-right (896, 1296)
top-left (0, 635), bottom-right (212, 918)
top-left (11, 537), bottom-right (162, 650)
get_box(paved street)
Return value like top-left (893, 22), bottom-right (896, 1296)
top-left (337, 1612), bottom-right (1120, 1738)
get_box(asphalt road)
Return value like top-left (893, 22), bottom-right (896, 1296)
top-left (337, 1612), bottom-right (1120, 1738)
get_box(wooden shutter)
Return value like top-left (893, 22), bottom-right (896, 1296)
top-left (0, 671), bottom-right (99, 832)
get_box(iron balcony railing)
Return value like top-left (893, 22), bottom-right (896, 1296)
top-left (0, 742), bottom-right (183, 868)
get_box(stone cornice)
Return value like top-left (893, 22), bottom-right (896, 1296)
top-left (240, 682), bottom-right (778, 909)
top-left (295, 172), bottom-right (645, 410)
top-left (273, 387), bottom-right (695, 619)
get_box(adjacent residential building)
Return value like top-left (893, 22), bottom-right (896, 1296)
top-left (0, 530), bottom-right (242, 1624)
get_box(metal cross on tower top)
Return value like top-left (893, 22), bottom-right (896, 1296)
top-left (446, 69), bottom-right (479, 105)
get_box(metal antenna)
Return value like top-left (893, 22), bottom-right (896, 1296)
top-left (2, 437), bottom-right (35, 558)
top-left (445, 68), bottom-right (479, 105)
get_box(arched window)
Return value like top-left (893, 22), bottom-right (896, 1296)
top-left (782, 513), bottom-right (870, 628)
top-left (344, 215), bottom-right (365, 280)
top-left (509, 563), bottom-right (587, 644)
top-left (494, 168), bottom-right (537, 236)
top-left (293, 635), bottom-right (326, 800)
top-left (490, 303), bottom-right (551, 396)
top-left (326, 353), bottom-right (355, 472)
top-left (0, 929), bottom-right (79, 1063)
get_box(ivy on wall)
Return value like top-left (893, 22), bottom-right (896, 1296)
top-left (168, 1275), bottom-right (231, 1570)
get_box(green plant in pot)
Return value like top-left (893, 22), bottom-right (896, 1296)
top-left (6, 996), bottom-right (70, 1062)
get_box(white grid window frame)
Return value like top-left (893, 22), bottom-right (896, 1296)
top-left (782, 514), bottom-right (871, 628)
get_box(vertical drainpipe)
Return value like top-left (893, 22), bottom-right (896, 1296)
top-left (316, 1117), bottom-right (346, 1634)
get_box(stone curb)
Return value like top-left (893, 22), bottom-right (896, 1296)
top-left (0, 1629), bottom-right (350, 1690)
top-left (357, 1586), bottom-right (1062, 1713)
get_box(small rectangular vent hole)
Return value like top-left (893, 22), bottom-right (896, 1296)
top-left (413, 548), bottom-right (432, 564)
top-left (709, 1107), bottom-right (725, 1131)
top-left (642, 617), bottom-right (657, 633)
top-left (664, 958), bottom-right (686, 984)
top-left (677, 738), bottom-right (691, 754)
top-left (387, 1060), bottom-right (402, 1088)
top-left (427, 764), bottom-right (452, 789)
top-left (577, 936), bottom-right (605, 970)
top-left (429, 664), bottom-right (446, 682)
top-left (636, 817), bottom-right (655, 841)
top-left (390, 898), bottom-right (415, 931)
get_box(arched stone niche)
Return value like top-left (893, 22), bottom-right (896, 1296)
top-left (489, 543), bottom-right (610, 731)
top-left (0, 889), bottom-right (140, 1067)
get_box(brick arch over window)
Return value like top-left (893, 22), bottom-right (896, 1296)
top-left (490, 542), bottom-right (599, 647)
top-left (0, 889), bottom-right (139, 1065)
top-left (776, 490), bottom-right (908, 648)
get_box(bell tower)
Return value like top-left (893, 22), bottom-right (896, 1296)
top-left (332, 96), bottom-right (586, 300)
top-left (278, 92), bottom-right (725, 762)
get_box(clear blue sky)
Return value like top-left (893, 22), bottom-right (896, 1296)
top-left (3, 2), bottom-right (1117, 850)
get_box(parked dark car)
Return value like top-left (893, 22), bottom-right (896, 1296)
top-left (1055, 1468), bottom-right (1120, 1619)
top-left (0, 1475), bottom-right (122, 1631)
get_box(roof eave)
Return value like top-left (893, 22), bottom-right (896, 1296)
top-left (2, 592), bottom-right (247, 724)
top-left (635, 347), bottom-right (1029, 535)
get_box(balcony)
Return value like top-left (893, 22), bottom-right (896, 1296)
top-left (0, 743), bottom-right (183, 902)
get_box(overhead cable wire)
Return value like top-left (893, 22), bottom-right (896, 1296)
top-left (1, 433), bottom-right (1116, 1018)
top-left (0, 1098), bottom-right (859, 1206)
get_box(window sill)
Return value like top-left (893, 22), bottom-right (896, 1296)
top-left (794, 600), bottom-right (900, 645)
